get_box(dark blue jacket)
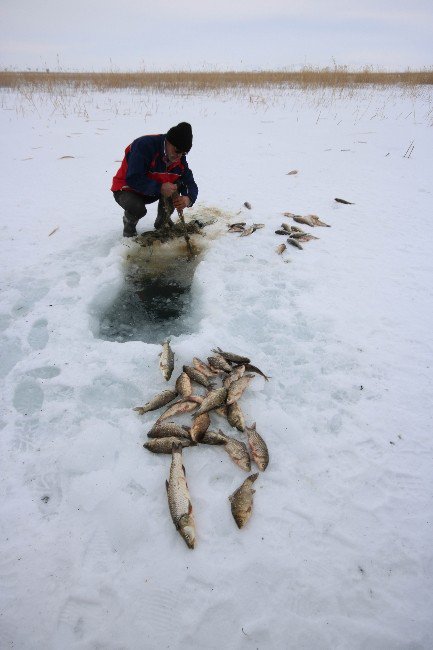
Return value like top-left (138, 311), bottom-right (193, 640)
top-left (111, 134), bottom-right (198, 205)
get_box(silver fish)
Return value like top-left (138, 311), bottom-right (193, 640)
top-left (175, 372), bottom-right (192, 398)
top-left (292, 215), bottom-right (316, 227)
top-left (276, 243), bottom-right (287, 255)
top-left (222, 432), bottom-right (251, 472)
top-left (144, 437), bottom-right (193, 454)
top-left (213, 348), bottom-right (250, 365)
top-left (226, 374), bottom-right (255, 405)
top-left (309, 215), bottom-right (330, 227)
top-left (148, 421), bottom-right (191, 439)
top-left (192, 357), bottom-right (220, 377)
top-left (227, 401), bottom-right (245, 432)
top-left (201, 430), bottom-right (228, 445)
top-left (244, 202), bottom-right (252, 209)
top-left (239, 226), bottom-right (255, 237)
top-left (166, 444), bottom-right (196, 548)
top-left (207, 354), bottom-right (233, 373)
top-left (159, 340), bottom-right (174, 381)
top-left (287, 237), bottom-right (303, 250)
top-left (156, 397), bottom-right (201, 423)
top-left (240, 363), bottom-right (271, 381)
top-left (275, 229), bottom-right (290, 235)
top-left (252, 223), bottom-right (265, 229)
top-left (335, 197), bottom-right (354, 204)
top-left (229, 473), bottom-right (259, 528)
top-left (193, 387), bottom-right (228, 417)
top-left (133, 389), bottom-right (178, 415)
top-left (189, 412), bottom-right (211, 442)
top-left (223, 365), bottom-right (245, 389)
top-left (183, 365), bottom-right (215, 388)
top-left (244, 422), bottom-right (269, 471)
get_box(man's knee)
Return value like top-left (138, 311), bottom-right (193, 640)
top-left (113, 190), bottom-right (148, 218)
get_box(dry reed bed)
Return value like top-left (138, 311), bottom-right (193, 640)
top-left (1, 70), bottom-right (433, 92)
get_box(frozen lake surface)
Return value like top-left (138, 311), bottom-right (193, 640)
top-left (1, 84), bottom-right (433, 649)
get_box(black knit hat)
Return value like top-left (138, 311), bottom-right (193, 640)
top-left (166, 122), bottom-right (193, 152)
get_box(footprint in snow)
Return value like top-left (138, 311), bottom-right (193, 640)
top-left (27, 318), bottom-right (49, 350)
top-left (13, 379), bottom-right (44, 415)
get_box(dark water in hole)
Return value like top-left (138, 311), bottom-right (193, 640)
top-left (98, 243), bottom-right (203, 344)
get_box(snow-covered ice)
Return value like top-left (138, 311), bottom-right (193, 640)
top-left (1, 84), bottom-right (433, 649)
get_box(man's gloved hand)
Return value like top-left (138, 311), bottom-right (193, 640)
top-left (172, 194), bottom-right (191, 211)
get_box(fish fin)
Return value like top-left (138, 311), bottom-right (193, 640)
top-left (133, 407), bottom-right (145, 415)
top-left (165, 480), bottom-right (169, 493)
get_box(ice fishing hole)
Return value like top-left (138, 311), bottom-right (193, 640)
top-left (96, 210), bottom-right (230, 344)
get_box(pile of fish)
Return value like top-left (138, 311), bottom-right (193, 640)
top-left (275, 212), bottom-right (331, 255)
top-left (134, 340), bottom-right (271, 549)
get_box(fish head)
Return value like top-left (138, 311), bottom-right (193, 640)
top-left (178, 514), bottom-right (196, 549)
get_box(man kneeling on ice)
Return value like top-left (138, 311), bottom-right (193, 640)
top-left (111, 122), bottom-right (198, 237)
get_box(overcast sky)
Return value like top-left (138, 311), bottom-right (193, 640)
top-left (1, 0), bottom-right (432, 71)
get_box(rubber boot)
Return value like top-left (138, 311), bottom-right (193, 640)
top-left (123, 210), bottom-right (140, 237)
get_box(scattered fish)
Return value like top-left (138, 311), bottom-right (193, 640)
top-left (175, 372), bottom-right (192, 398)
top-left (252, 223), bottom-right (265, 229)
top-left (308, 215), bottom-right (330, 227)
top-left (228, 225), bottom-right (245, 233)
top-left (295, 233), bottom-right (319, 242)
top-left (244, 202), bottom-right (252, 209)
top-left (189, 412), bottom-right (211, 442)
top-left (287, 237), bottom-right (303, 250)
top-left (276, 243), bottom-right (287, 255)
top-left (223, 365), bottom-right (245, 388)
top-left (239, 226), bottom-right (255, 237)
top-left (229, 473), bottom-right (259, 528)
top-left (156, 398), bottom-right (201, 422)
top-left (213, 348), bottom-right (251, 365)
top-left (193, 387), bottom-right (228, 417)
top-left (292, 215), bottom-right (316, 227)
top-left (286, 169), bottom-right (298, 175)
top-left (192, 357), bottom-right (219, 378)
top-left (226, 375), bottom-right (255, 405)
top-left (281, 223), bottom-right (293, 233)
top-left (201, 430), bottom-right (228, 445)
top-left (227, 401), bottom-right (245, 432)
top-left (144, 437), bottom-right (193, 454)
top-left (148, 421), bottom-right (191, 439)
top-left (183, 365), bottom-right (215, 388)
top-left (275, 229), bottom-right (290, 236)
top-left (159, 340), bottom-right (174, 381)
top-left (133, 389), bottom-right (178, 415)
top-left (335, 197), bottom-right (354, 204)
top-left (229, 222), bottom-right (247, 228)
top-left (222, 433), bottom-right (251, 472)
top-left (207, 354), bottom-right (233, 373)
top-left (166, 444), bottom-right (196, 549)
top-left (244, 422), bottom-right (269, 471)
top-left (237, 363), bottom-right (271, 382)
top-left (292, 214), bottom-right (330, 228)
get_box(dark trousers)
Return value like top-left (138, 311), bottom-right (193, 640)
top-left (113, 190), bottom-right (175, 228)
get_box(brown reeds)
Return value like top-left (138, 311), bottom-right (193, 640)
top-left (1, 68), bottom-right (432, 92)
